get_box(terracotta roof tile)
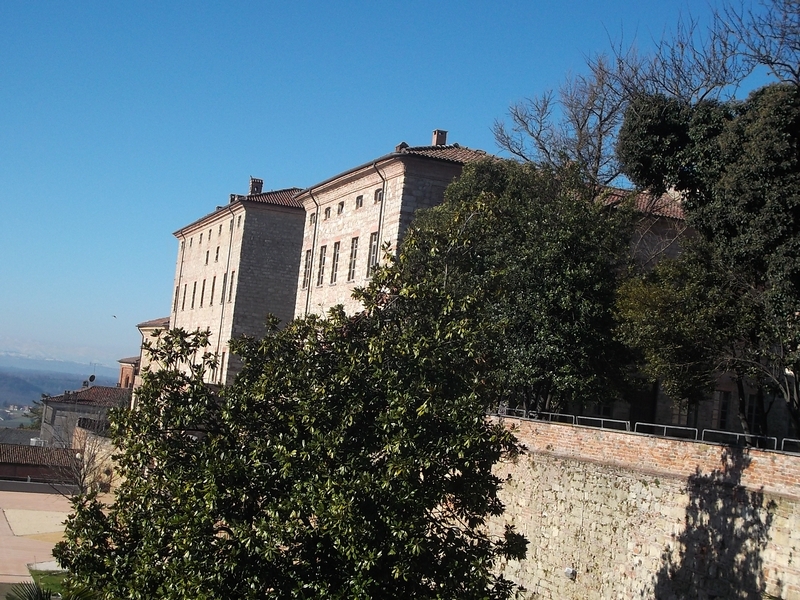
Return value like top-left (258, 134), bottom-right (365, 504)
top-left (46, 386), bottom-right (131, 408)
top-left (118, 356), bottom-right (140, 365)
top-left (398, 144), bottom-right (489, 164)
top-left (0, 443), bottom-right (78, 468)
top-left (243, 187), bottom-right (304, 209)
top-left (602, 188), bottom-right (685, 220)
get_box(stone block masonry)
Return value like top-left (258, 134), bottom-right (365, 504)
top-left (489, 418), bottom-right (800, 599)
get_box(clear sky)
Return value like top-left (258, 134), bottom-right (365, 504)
top-left (0, 0), bottom-right (725, 368)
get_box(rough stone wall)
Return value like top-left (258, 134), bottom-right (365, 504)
top-left (385, 156), bottom-right (463, 246)
top-left (491, 418), bottom-right (800, 599)
top-left (170, 201), bottom-right (304, 384)
top-left (227, 203), bottom-right (304, 377)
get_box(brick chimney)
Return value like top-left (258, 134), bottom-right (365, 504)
top-left (249, 177), bottom-right (263, 195)
top-left (432, 129), bottom-right (448, 146)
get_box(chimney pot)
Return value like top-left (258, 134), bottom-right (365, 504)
top-left (432, 129), bottom-right (448, 146)
top-left (249, 177), bottom-right (263, 195)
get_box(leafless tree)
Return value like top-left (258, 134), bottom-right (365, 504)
top-left (493, 54), bottom-right (628, 188)
top-left (717, 0), bottom-right (800, 85)
top-left (47, 421), bottom-right (116, 496)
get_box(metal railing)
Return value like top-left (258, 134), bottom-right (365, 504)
top-left (701, 428), bottom-right (777, 450)
top-left (634, 422), bottom-right (698, 440)
top-left (781, 438), bottom-right (800, 453)
top-left (575, 415), bottom-right (630, 431)
top-left (493, 407), bottom-right (797, 455)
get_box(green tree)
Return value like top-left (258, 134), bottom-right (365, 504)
top-left (616, 83), bottom-right (800, 434)
top-left (400, 159), bottom-right (633, 414)
top-left (54, 249), bottom-right (526, 598)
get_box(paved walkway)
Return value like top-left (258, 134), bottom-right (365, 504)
top-left (0, 491), bottom-right (71, 583)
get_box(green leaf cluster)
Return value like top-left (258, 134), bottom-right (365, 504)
top-left (398, 159), bottom-right (633, 413)
top-left (54, 249), bottom-right (526, 597)
top-left (616, 83), bottom-right (800, 433)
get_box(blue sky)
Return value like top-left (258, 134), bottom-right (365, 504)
top-left (0, 0), bottom-right (729, 367)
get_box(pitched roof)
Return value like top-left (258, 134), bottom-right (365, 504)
top-left (602, 188), bottom-right (685, 220)
top-left (175, 187), bottom-right (305, 236)
top-left (118, 356), bottom-right (140, 365)
top-left (240, 187), bottom-right (304, 209)
top-left (0, 443), bottom-right (78, 468)
top-left (45, 386), bottom-right (131, 408)
top-left (394, 143), bottom-right (488, 164)
top-left (0, 429), bottom-right (37, 446)
top-left (299, 141), bottom-right (490, 197)
top-left (137, 316), bottom-right (170, 329)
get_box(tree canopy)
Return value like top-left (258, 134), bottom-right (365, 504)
top-left (616, 82), bottom-right (800, 434)
top-left (399, 159), bottom-right (633, 414)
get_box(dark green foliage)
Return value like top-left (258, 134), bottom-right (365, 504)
top-left (55, 244), bottom-right (526, 598)
top-left (401, 159), bottom-right (633, 413)
top-left (616, 83), bottom-right (800, 433)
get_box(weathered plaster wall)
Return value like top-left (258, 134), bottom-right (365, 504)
top-left (490, 418), bottom-right (800, 599)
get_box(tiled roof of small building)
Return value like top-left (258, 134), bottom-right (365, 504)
top-left (395, 143), bottom-right (489, 164)
top-left (0, 443), bottom-right (78, 468)
top-left (602, 188), bottom-right (685, 220)
top-left (0, 429), bottom-right (37, 446)
top-left (46, 386), bottom-right (131, 408)
top-left (118, 356), bottom-right (140, 365)
top-left (137, 316), bottom-right (170, 329)
top-left (243, 187), bottom-right (304, 209)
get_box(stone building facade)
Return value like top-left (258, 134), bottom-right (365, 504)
top-left (170, 179), bottom-right (305, 384)
top-left (294, 130), bottom-right (488, 317)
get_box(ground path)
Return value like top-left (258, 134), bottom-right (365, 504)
top-left (0, 489), bottom-right (71, 584)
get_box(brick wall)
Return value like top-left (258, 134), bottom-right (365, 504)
top-left (490, 417), bottom-right (800, 599)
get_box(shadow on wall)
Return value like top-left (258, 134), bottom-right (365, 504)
top-left (652, 447), bottom-right (776, 599)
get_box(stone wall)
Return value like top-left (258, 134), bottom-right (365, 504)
top-left (490, 418), bottom-right (800, 599)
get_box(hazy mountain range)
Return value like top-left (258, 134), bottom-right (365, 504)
top-left (0, 354), bottom-right (119, 406)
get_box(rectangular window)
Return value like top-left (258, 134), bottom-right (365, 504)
top-left (718, 391), bottom-right (731, 429)
top-left (205, 251), bottom-right (209, 265)
top-left (191, 282), bottom-right (197, 309)
top-left (347, 237), bottom-right (358, 281)
top-left (747, 394), bottom-right (758, 430)
top-left (181, 284), bottom-right (187, 311)
top-left (237, 216), bottom-right (242, 228)
top-left (302, 249), bottom-right (312, 289)
top-left (228, 271), bottom-right (236, 302)
top-left (367, 232), bottom-right (379, 275)
top-left (200, 279), bottom-right (206, 307)
top-left (215, 246), bottom-right (220, 262)
top-left (189, 237), bottom-right (193, 248)
top-left (317, 246), bottom-right (327, 286)
top-left (200, 233), bottom-right (203, 244)
top-left (356, 195), bottom-right (363, 209)
top-left (330, 241), bottom-right (340, 284)
top-left (221, 272), bottom-right (227, 304)
top-left (374, 188), bottom-right (383, 203)
top-left (218, 224), bottom-right (222, 235)
top-left (324, 207), bottom-right (331, 220)
top-left (173, 286), bottom-right (179, 312)
top-left (210, 276), bottom-right (216, 306)
top-left (310, 213), bottom-right (316, 224)
top-left (337, 201), bottom-right (344, 215)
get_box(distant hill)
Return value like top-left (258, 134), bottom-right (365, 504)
top-left (0, 354), bottom-right (118, 379)
top-left (0, 367), bottom-right (118, 406)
